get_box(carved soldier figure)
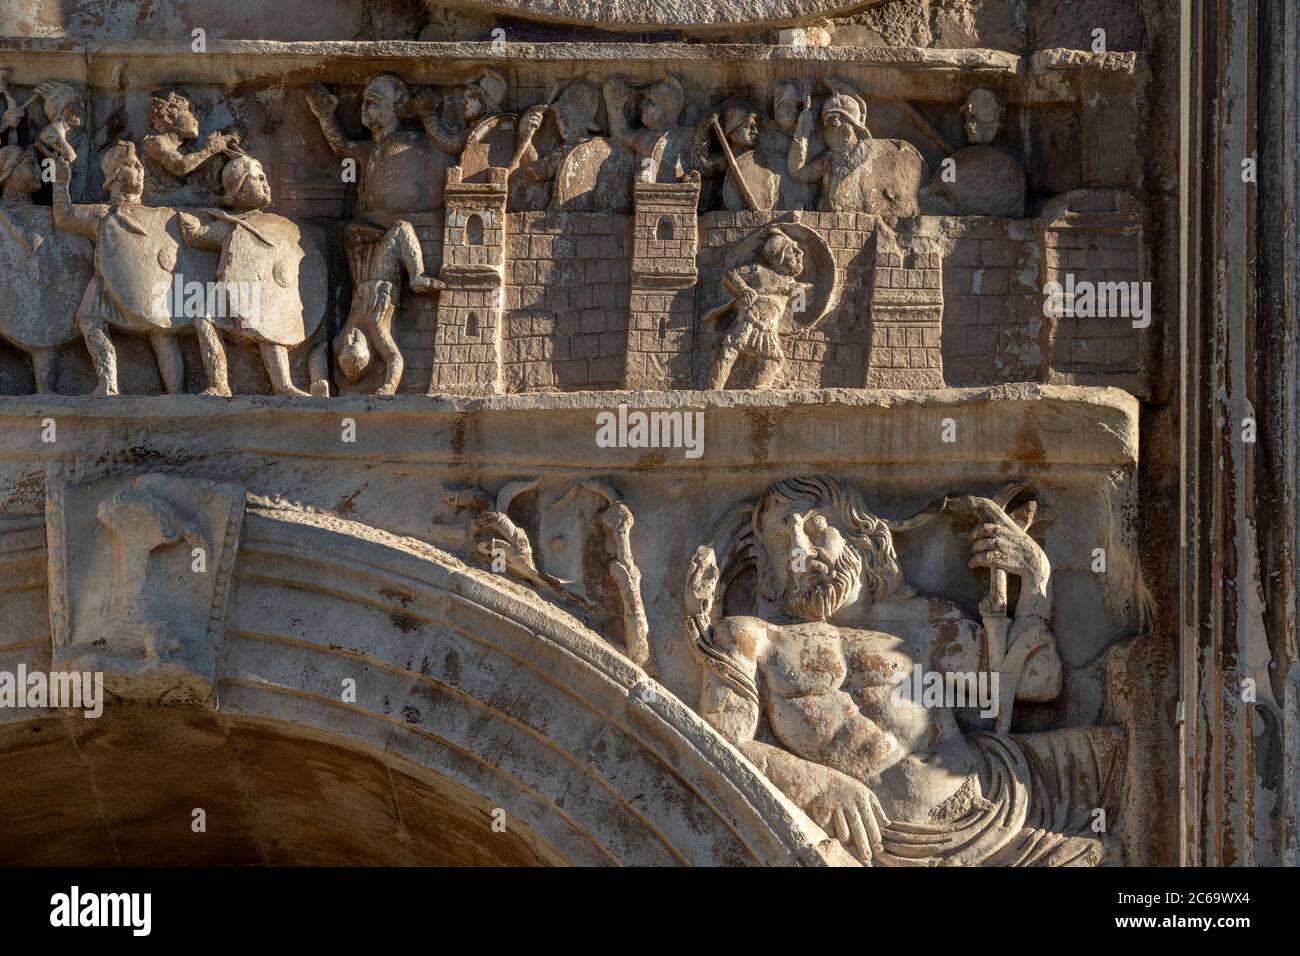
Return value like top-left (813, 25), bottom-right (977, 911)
top-left (0, 144), bottom-right (41, 231)
top-left (788, 79), bottom-right (927, 219)
top-left (688, 476), bottom-right (1125, 866)
top-left (695, 100), bottom-right (765, 210)
top-left (413, 68), bottom-right (515, 175)
top-left (514, 80), bottom-right (635, 212)
top-left (0, 144), bottom-right (98, 393)
top-left (923, 88), bottom-right (1026, 218)
top-left (52, 142), bottom-right (197, 395)
top-left (306, 74), bottom-right (454, 214)
top-left (176, 153), bottom-right (332, 397)
top-left (141, 89), bottom-right (239, 205)
top-left (758, 80), bottom-right (817, 210)
top-left (702, 226), bottom-right (810, 390)
top-left (334, 217), bottom-right (444, 395)
top-left (603, 74), bottom-right (697, 184)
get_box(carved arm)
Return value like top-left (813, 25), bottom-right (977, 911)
top-left (50, 160), bottom-right (101, 238)
top-left (304, 85), bottom-right (369, 164)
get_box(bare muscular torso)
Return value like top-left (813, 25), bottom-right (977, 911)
top-left (751, 609), bottom-right (988, 822)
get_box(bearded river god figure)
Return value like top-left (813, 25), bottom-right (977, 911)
top-left (686, 476), bottom-right (1127, 866)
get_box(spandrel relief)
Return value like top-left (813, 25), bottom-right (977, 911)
top-left (687, 476), bottom-right (1128, 866)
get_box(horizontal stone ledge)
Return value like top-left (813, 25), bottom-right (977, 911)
top-left (0, 385), bottom-right (1138, 470)
top-left (0, 39), bottom-right (1140, 102)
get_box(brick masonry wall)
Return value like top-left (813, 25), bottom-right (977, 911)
top-left (505, 211), bottom-right (631, 391)
top-left (941, 217), bottom-right (1045, 386)
top-left (361, 199), bottom-right (1147, 397)
top-left (1040, 225), bottom-right (1146, 381)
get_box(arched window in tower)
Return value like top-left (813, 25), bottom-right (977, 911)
top-left (466, 214), bottom-right (485, 246)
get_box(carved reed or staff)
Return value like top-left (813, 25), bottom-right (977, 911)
top-left (708, 112), bottom-right (760, 211)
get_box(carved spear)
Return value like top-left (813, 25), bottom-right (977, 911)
top-left (708, 113), bottom-right (760, 211)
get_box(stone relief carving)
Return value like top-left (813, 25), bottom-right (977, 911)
top-left (306, 75), bottom-right (454, 215)
top-left (788, 78), bottom-right (929, 217)
top-left (142, 88), bottom-right (239, 206)
top-left (336, 218), bottom-right (444, 394)
top-left (922, 88), bottom-right (1026, 218)
top-left (703, 226), bottom-right (811, 389)
top-left (0, 144), bottom-right (95, 391)
top-left (604, 75), bottom-right (698, 185)
top-left (443, 476), bottom-right (652, 670)
top-left (685, 476), bottom-right (1126, 865)
top-left (45, 474), bottom-right (245, 704)
top-left (0, 61), bottom-right (1144, 398)
top-left (701, 221), bottom-right (839, 389)
top-left (514, 80), bottom-right (636, 213)
top-left (176, 152), bottom-right (331, 396)
top-left (51, 142), bottom-right (194, 396)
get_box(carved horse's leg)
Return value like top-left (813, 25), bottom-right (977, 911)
top-left (259, 342), bottom-right (310, 397)
top-left (149, 333), bottom-right (185, 394)
top-left (194, 317), bottom-right (231, 397)
top-left (31, 349), bottom-right (57, 393)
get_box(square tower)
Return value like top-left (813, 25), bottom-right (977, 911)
top-left (867, 230), bottom-right (945, 389)
top-left (623, 177), bottom-right (700, 390)
top-left (429, 166), bottom-right (509, 396)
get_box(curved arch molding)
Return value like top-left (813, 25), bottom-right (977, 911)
top-left (5, 490), bottom-right (844, 866)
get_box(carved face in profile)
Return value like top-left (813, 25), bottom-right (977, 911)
top-left (639, 80), bottom-right (683, 132)
top-left (154, 93), bottom-right (200, 140)
top-left (462, 87), bottom-right (488, 123)
top-left (763, 233), bottom-right (804, 277)
top-left (725, 108), bottom-right (759, 150)
top-left (221, 156), bottom-right (272, 210)
top-left (49, 91), bottom-right (85, 131)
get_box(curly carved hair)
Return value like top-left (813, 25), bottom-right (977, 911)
top-left (751, 475), bottom-right (906, 604)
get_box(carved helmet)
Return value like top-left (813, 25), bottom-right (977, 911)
top-left (821, 91), bottom-right (869, 135)
top-left (554, 81), bottom-right (604, 134)
top-left (722, 101), bottom-right (757, 137)
top-left (643, 74), bottom-right (685, 123)
top-left (217, 151), bottom-right (269, 209)
top-left (337, 327), bottom-right (372, 381)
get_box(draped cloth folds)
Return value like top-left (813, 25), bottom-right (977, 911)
top-left (872, 727), bottom-right (1126, 867)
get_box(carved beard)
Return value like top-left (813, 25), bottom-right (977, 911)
top-left (782, 544), bottom-right (863, 622)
